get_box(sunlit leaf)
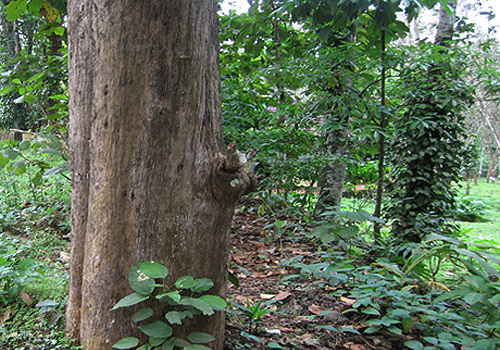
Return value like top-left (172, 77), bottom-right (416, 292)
top-left (133, 307), bottom-right (153, 322)
top-left (138, 261), bottom-right (168, 279)
top-left (138, 321), bottom-right (173, 338)
top-left (112, 337), bottom-right (139, 349)
top-left (111, 293), bottom-right (148, 310)
top-left (187, 332), bottom-right (216, 344)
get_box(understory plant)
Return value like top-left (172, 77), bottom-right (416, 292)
top-left (0, 233), bottom-right (43, 305)
top-left (111, 261), bottom-right (227, 350)
top-left (282, 215), bottom-right (500, 349)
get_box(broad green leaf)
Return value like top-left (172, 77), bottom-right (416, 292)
top-left (138, 261), bottom-right (168, 279)
top-left (161, 339), bottom-right (175, 350)
top-left (274, 220), bottom-right (287, 229)
top-left (54, 26), bottom-right (65, 36)
top-left (19, 140), bottom-right (31, 150)
top-left (31, 171), bottom-right (43, 187)
top-left (112, 293), bottom-right (149, 310)
top-left (320, 230), bottom-right (337, 244)
top-left (465, 275), bottom-right (486, 290)
top-left (312, 224), bottom-right (335, 238)
top-left (464, 292), bottom-right (483, 305)
top-left (199, 295), bottom-right (227, 310)
top-left (6, 0), bottom-right (27, 22)
top-left (45, 163), bottom-right (69, 176)
top-left (362, 307), bottom-right (380, 316)
top-left (191, 278), bottom-right (214, 292)
top-left (175, 276), bottom-right (196, 289)
top-left (404, 340), bottom-right (424, 350)
top-left (165, 311), bottom-right (182, 325)
top-left (316, 325), bottom-right (338, 331)
top-left (339, 327), bottom-right (360, 334)
top-left (49, 94), bottom-right (69, 101)
top-left (112, 337), bottom-right (139, 349)
top-left (187, 332), bottom-right (216, 344)
top-left (40, 148), bottom-right (61, 156)
top-left (438, 332), bottom-right (452, 341)
top-left (228, 271), bottom-right (239, 288)
top-left (0, 86), bottom-right (14, 95)
top-left (388, 326), bottom-right (402, 335)
top-left (402, 317), bottom-right (415, 332)
top-left (364, 326), bottom-right (380, 334)
top-left (156, 291), bottom-right (181, 303)
top-left (129, 265), bottom-right (155, 295)
top-left (138, 321), bottom-right (173, 338)
top-left (4, 149), bottom-right (18, 160)
top-left (184, 345), bottom-right (211, 350)
top-left (456, 248), bottom-right (500, 277)
top-left (12, 160), bottom-right (26, 169)
top-left (179, 298), bottom-right (213, 315)
top-left (150, 337), bottom-right (166, 346)
top-left (27, 0), bottom-right (44, 15)
top-left (173, 338), bottom-right (191, 347)
top-left (134, 307), bottom-right (154, 322)
top-left (337, 226), bottom-right (359, 239)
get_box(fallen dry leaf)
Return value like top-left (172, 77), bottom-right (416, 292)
top-left (300, 333), bottom-right (321, 346)
top-left (59, 252), bottom-right (71, 263)
top-left (275, 291), bottom-right (292, 301)
top-left (340, 296), bottom-right (356, 306)
top-left (0, 308), bottom-right (14, 327)
top-left (344, 342), bottom-right (366, 350)
top-left (19, 290), bottom-right (33, 306)
top-left (308, 304), bottom-right (331, 315)
top-left (260, 293), bottom-right (275, 300)
top-left (235, 295), bottom-right (248, 303)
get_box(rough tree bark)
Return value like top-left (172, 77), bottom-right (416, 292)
top-left (315, 25), bottom-right (357, 214)
top-left (65, 1), bottom-right (255, 349)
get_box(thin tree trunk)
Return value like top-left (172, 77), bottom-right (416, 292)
top-left (66, 1), bottom-right (255, 349)
top-left (435, 1), bottom-right (456, 45)
top-left (373, 29), bottom-right (387, 235)
top-left (316, 25), bottom-right (357, 213)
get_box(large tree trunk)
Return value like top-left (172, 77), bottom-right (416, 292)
top-left (65, 1), bottom-right (255, 349)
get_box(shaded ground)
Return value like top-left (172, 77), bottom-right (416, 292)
top-left (224, 210), bottom-right (404, 350)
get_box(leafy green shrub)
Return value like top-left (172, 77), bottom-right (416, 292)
top-left (112, 261), bottom-right (226, 350)
top-left (0, 234), bottom-right (43, 305)
top-left (312, 208), bottom-right (384, 248)
top-left (282, 227), bottom-right (500, 349)
top-left (0, 136), bottom-right (70, 236)
top-left (345, 160), bottom-right (378, 184)
top-left (454, 196), bottom-right (488, 222)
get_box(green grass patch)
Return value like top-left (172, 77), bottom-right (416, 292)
top-left (456, 179), bottom-right (500, 244)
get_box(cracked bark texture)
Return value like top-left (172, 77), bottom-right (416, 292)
top-left (65, 1), bottom-right (254, 349)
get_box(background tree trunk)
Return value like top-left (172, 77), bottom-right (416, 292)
top-left (315, 25), bottom-right (357, 213)
top-left (65, 1), bottom-right (255, 349)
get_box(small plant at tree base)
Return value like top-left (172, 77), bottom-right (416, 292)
top-left (111, 261), bottom-right (227, 350)
top-left (231, 298), bottom-right (273, 334)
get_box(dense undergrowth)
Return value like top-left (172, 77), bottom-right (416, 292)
top-left (0, 143), bottom-right (499, 349)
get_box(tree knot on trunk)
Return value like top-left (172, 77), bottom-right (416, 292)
top-left (211, 142), bottom-right (258, 204)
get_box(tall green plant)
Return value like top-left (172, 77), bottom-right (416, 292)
top-left (386, 41), bottom-right (473, 242)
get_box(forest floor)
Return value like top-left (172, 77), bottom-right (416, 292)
top-left (224, 209), bottom-right (404, 350)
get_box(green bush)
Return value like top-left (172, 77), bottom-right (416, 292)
top-left (454, 196), bottom-right (488, 222)
top-left (0, 234), bottom-right (43, 305)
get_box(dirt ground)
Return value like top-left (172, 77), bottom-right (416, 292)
top-left (224, 210), bottom-right (408, 350)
